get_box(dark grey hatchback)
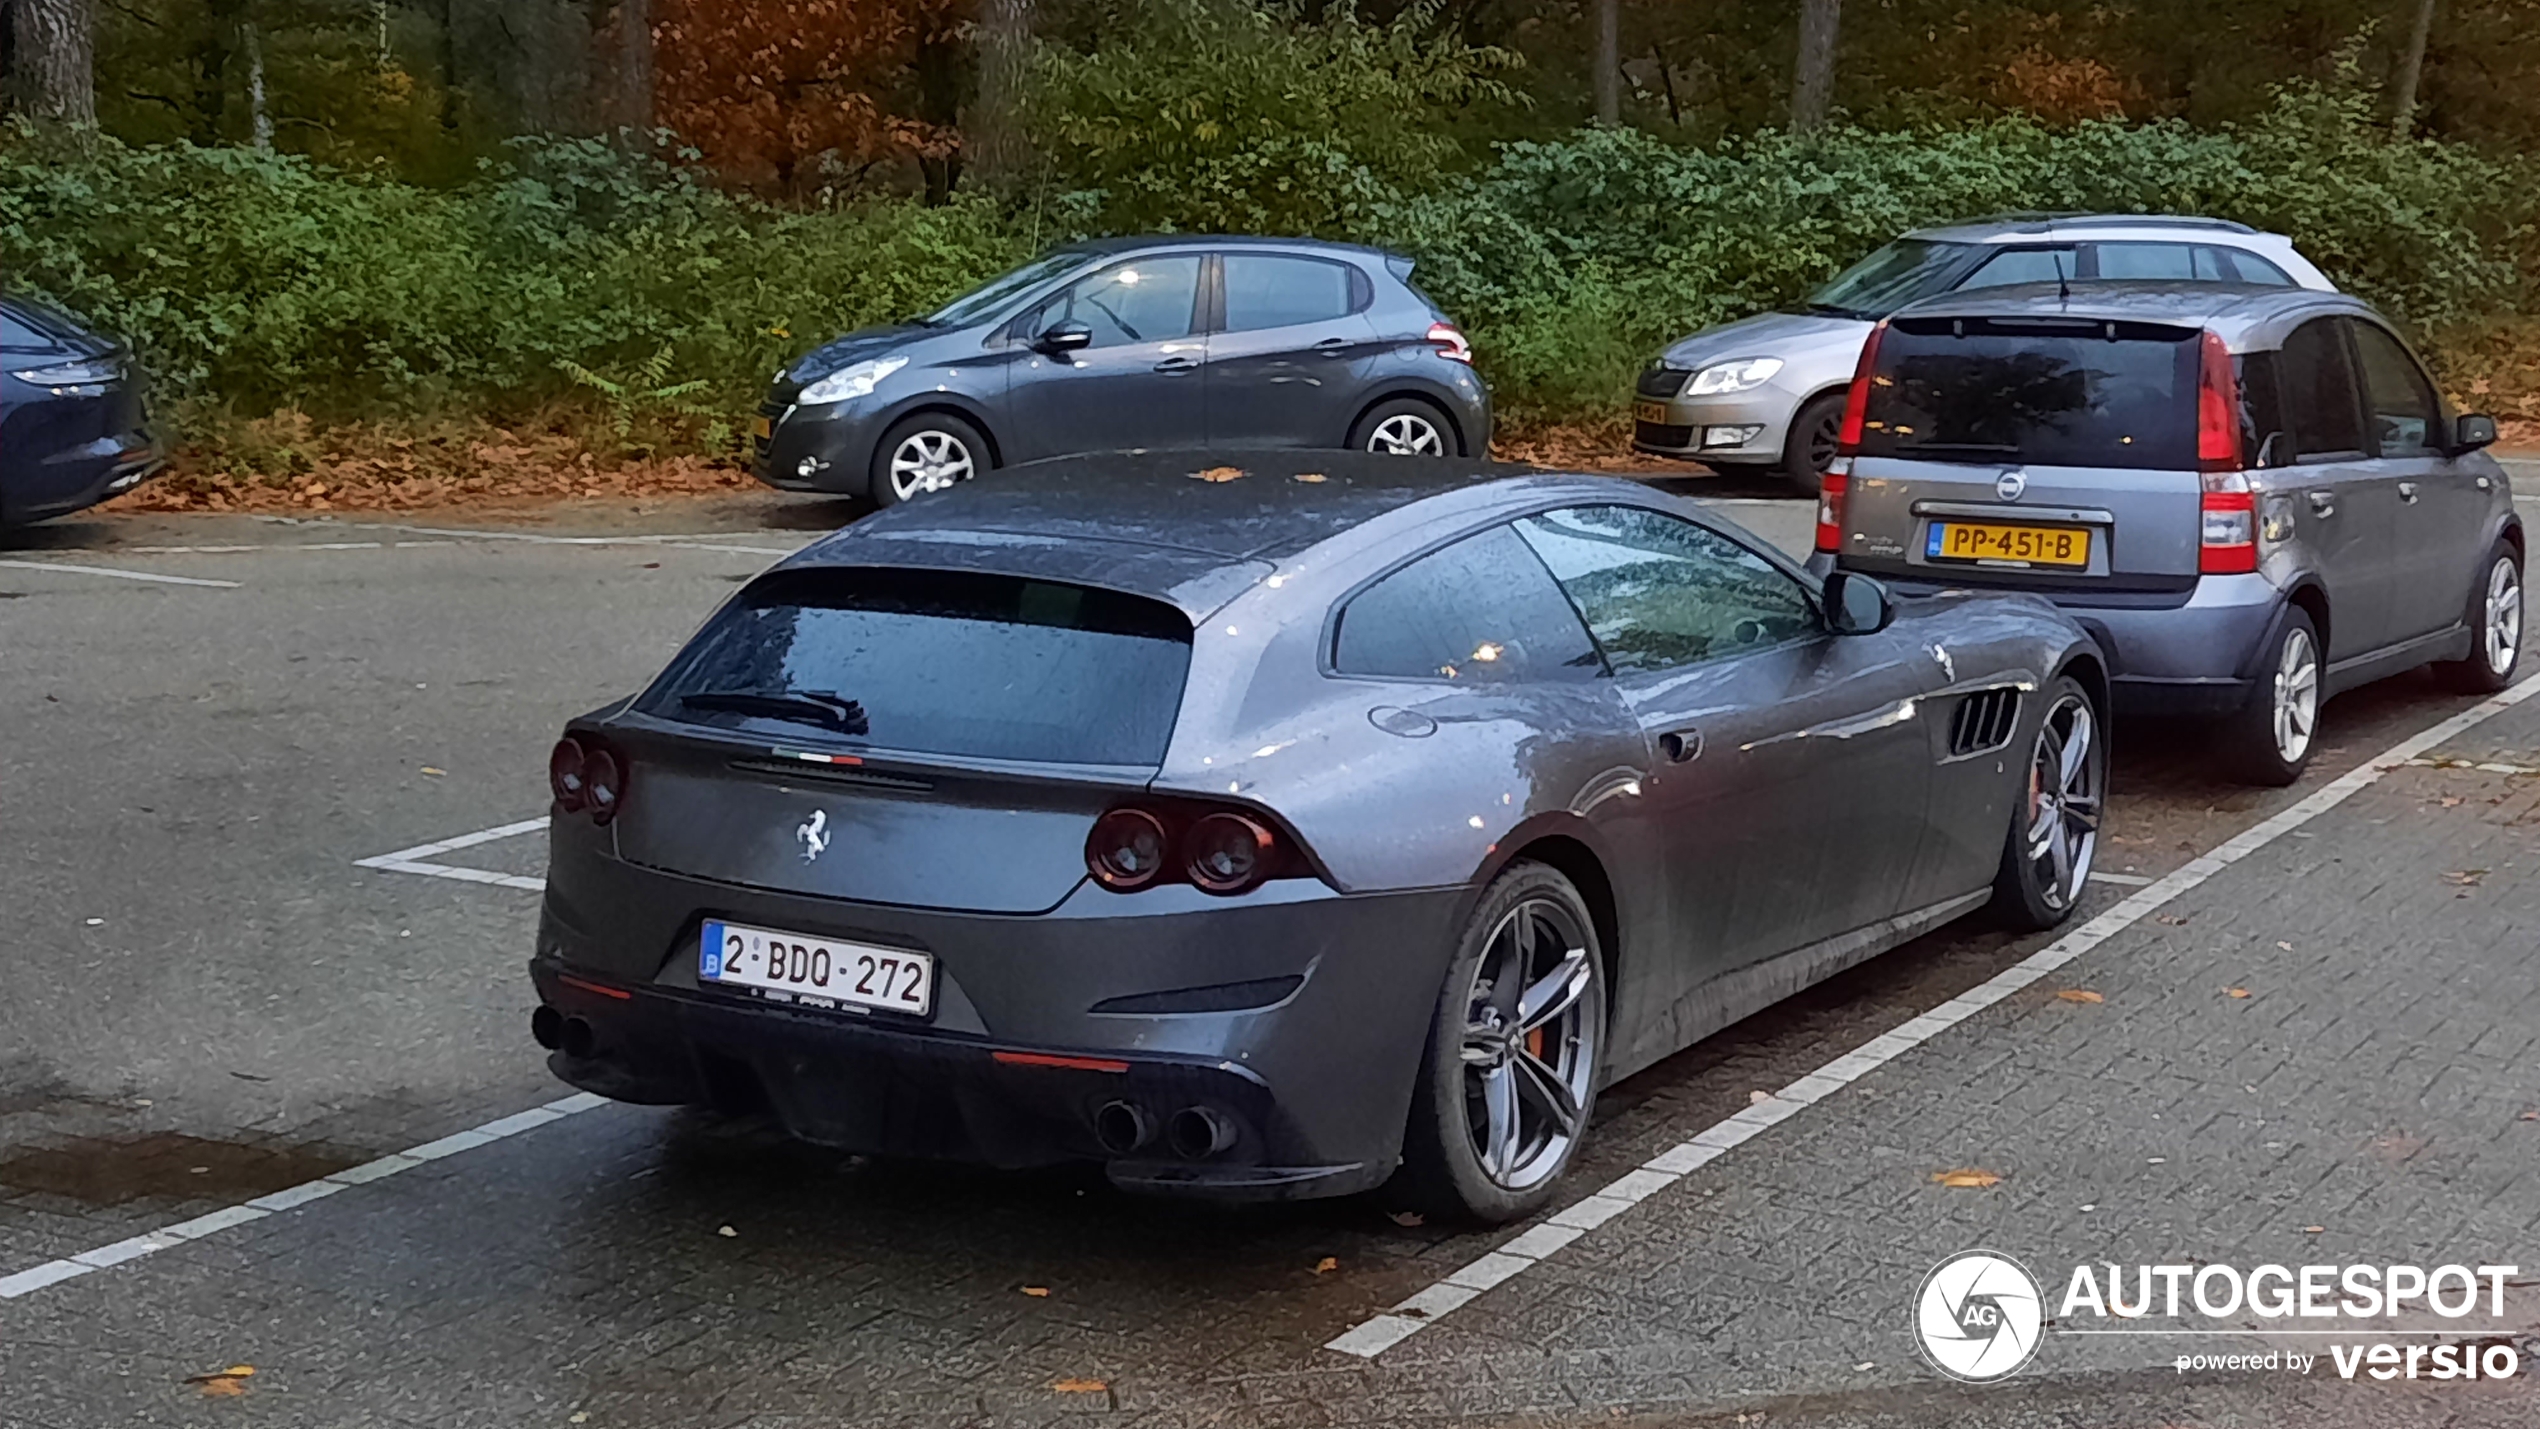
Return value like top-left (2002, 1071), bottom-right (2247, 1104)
top-left (753, 237), bottom-right (1491, 505)
top-left (531, 451), bottom-right (2103, 1223)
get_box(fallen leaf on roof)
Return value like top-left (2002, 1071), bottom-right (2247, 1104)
top-left (1388, 1210), bottom-right (1425, 1227)
top-left (1292, 471), bottom-right (1328, 483)
top-left (1053, 1378), bottom-right (1107, 1393)
top-left (1314, 1256), bottom-right (1339, 1274)
top-left (1191, 465), bottom-right (1245, 483)
top-left (2225, 987), bottom-right (2251, 999)
top-left (2056, 989), bottom-right (2104, 1004)
top-left (1932, 1168), bottom-right (2002, 1189)
top-left (1021, 1286), bottom-right (1051, 1297)
top-left (716, 1224), bottom-right (738, 1237)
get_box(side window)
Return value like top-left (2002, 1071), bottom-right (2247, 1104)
top-left (2277, 318), bottom-right (2366, 459)
top-left (2216, 249), bottom-right (2296, 286)
top-left (1332, 525), bottom-right (1604, 684)
top-left (0, 312), bottom-right (39, 349)
top-left (1221, 256), bottom-right (1359, 333)
top-left (1034, 256), bottom-right (1202, 350)
top-left (1955, 246), bottom-right (2076, 291)
top-left (2090, 243), bottom-right (2199, 280)
top-left (1511, 506), bottom-right (1817, 676)
top-left (2350, 322), bottom-right (2442, 458)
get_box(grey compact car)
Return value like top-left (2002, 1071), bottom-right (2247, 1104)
top-left (530, 451), bottom-right (2104, 1222)
top-left (1813, 282), bottom-right (2522, 785)
top-left (1635, 215), bottom-right (2333, 491)
top-left (754, 237), bottom-right (1492, 506)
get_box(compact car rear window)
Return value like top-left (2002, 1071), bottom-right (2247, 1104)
top-left (642, 568), bottom-right (1193, 767)
top-left (1858, 316), bottom-right (2199, 471)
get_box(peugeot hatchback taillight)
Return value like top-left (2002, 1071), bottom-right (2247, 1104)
top-left (1426, 322), bottom-right (1473, 364)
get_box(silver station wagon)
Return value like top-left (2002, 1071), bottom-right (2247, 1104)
top-left (1810, 282), bottom-right (2522, 784)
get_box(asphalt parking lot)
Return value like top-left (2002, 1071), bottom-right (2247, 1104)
top-left (5, 476), bottom-right (2539, 1427)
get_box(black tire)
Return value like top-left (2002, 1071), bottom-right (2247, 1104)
top-left (1989, 675), bottom-right (2105, 932)
top-left (1350, 397), bottom-right (1458, 457)
top-left (2434, 539), bottom-right (2523, 694)
top-left (2221, 606), bottom-right (2322, 787)
top-left (1395, 861), bottom-right (1606, 1225)
top-left (1776, 392), bottom-right (1848, 495)
top-left (868, 412), bottom-right (991, 507)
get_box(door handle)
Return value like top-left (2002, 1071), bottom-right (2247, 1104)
top-left (1313, 338), bottom-right (1352, 358)
top-left (1658, 728), bottom-right (1703, 763)
top-left (2397, 480), bottom-right (2419, 503)
top-left (1153, 355), bottom-right (1198, 374)
top-left (2306, 490), bottom-right (2337, 518)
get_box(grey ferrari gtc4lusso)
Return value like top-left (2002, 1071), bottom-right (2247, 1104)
top-left (529, 452), bottom-right (2107, 1222)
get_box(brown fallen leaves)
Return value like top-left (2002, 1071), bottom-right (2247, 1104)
top-left (1313, 1256), bottom-right (1340, 1274)
top-left (1020, 1285), bottom-right (1051, 1297)
top-left (1190, 465), bottom-right (1246, 483)
top-left (1932, 1169), bottom-right (2002, 1189)
top-left (1053, 1377), bottom-right (1108, 1393)
top-left (187, 1365), bottom-right (255, 1397)
top-left (2225, 987), bottom-right (2252, 999)
top-left (2055, 989), bottom-right (2105, 1004)
top-left (1292, 471), bottom-right (1329, 483)
top-left (1387, 1210), bottom-right (1425, 1227)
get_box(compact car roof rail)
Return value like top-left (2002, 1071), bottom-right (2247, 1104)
top-left (1960, 211), bottom-right (2260, 236)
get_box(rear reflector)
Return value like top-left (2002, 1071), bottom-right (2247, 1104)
top-left (557, 974), bottom-right (632, 1001)
top-left (993, 1050), bottom-right (1131, 1074)
top-left (1815, 462), bottom-right (1850, 555)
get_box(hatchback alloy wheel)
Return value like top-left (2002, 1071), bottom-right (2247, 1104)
top-left (2482, 555), bottom-right (2522, 676)
top-left (1366, 413), bottom-right (1446, 456)
top-left (2271, 624), bottom-right (2320, 766)
top-left (1459, 896), bottom-right (1600, 1192)
top-left (887, 430), bottom-right (976, 500)
top-left (2021, 691), bottom-right (2101, 914)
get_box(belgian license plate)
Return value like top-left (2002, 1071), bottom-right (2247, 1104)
top-left (1927, 521), bottom-right (2091, 567)
top-left (700, 919), bottom-right (933, 1016)
top-left (748, 415), bottom-right (773, 440)
top-left (1634, 401), bottom-right (1671, 424)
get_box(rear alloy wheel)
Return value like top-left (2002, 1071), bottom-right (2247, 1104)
top-left (1397, 862), bottom-right (1604, 1224)
top-left (1352, 398), bottom-right (1455, 457)
top-left (1777, 391), bottom-right (1848, 496)
top-left (871, 413), bottom-right (989, 507)
top-left (1990, 675), bottom-right (2104, 931)
top-left (2223, 607), bottom-right (2321, 786)
top-left (2436, 541), bottom-right (2523, 694)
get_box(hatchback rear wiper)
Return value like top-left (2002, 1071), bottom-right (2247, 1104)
top-left (679, 689), bottom-right (870, 735)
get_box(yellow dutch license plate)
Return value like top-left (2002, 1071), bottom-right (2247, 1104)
top-left (1634, 401), bottom-right (1671, 424)
top-left (749, 415), bottom-right (773, 440)
top-left (1927, 521), bottom-right (2091, 567)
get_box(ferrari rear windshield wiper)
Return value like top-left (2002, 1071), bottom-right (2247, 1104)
top-left (679, 689), bottom-right (870, 735)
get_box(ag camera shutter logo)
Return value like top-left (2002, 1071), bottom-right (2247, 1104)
top-left (1916, 1250), bottom-right (2044, 1382)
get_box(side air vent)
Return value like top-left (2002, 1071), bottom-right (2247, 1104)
top-left (1948, 688), bottom-right (2022, 757)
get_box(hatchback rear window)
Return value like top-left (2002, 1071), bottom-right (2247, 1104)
top-left (1857, 317), bottom-right (2198, 470)
top-left (642, 568), bottom-right (1192, 767)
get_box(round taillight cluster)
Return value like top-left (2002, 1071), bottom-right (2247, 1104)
top-left (549, 736), bottom-right (627, 824)
top-left (1086, 803), bottom-right (1295, 896)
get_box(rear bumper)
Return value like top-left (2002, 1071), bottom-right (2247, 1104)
top-left (530, 848), bottom-right (1464, 1201)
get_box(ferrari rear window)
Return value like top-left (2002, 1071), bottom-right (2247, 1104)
top-left (1858, 316), bottom-right (2199, 470)
top-left (642, 568), bottom-right (1192, 767)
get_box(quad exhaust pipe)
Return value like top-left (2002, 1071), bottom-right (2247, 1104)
top-left (1093, 1100), bottom-right (1154, 1155)
top-left (1093, 1101), bottom-right (1237, 1159)
top-left (1167, 1106), bottom-right (1237, 1160)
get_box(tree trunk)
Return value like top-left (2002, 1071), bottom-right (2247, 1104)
top-left (1592, 0), bottom-right (1618, 125)
top-left (11, 0), bottom-right (93, 129)
top-left (604, 0), bottom-right (652, 136)
top-left (244, 16), bottom-right (273, 150)
top-left (1790, 0), bottom-right (1840, 132)
top-left (189, 0), bottom-right (244, 144)
top-left (2392, 0), bottom-right (2437, 133)
top-left (915, 22), bottom-right (964, 205)
top-left (970, 0), bottom-right (1034, 192)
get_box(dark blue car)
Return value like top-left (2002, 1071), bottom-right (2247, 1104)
top-left (754, 237), bottom-right (1493, 506)
top-left (2, 298), bottom-right (162, 527)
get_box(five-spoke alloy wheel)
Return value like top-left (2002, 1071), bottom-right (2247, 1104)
top-left (2225, 607), bottom-right (2322, 786)
top-left (2440, 540), bottom-right (2524, 694)
top-left (1350, 398), bottom-right (1457, 458)
top-left (869, 412), bottom-right (991, 507)
top-left (1992, 674), bottom-right (2105, 931)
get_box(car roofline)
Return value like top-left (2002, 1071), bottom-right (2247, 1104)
top-left (1907, 213), bottom-right (2266, 243)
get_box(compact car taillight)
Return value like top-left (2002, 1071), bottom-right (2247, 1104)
top-left (2196, 329), bottom-right (2257, 575)
top-left (1085, 801), bottom-right (1306, 896)
top-left (1834, 319), bottom-right (1887, 456)
top-left (549, 735), bottom-right (628, 824)
top-left (1426, 322), bottom-right (1473, 364)
top-left (1815, 463), bottom-right (1849, 555)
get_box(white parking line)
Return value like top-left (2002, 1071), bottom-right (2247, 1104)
top-left (2085, 870), bottom-right (2155, 887)
top-left (0, 558), bottom-right (240, 589)
top-left (0, 1092), bottom-right (612, 1301)
top-left (332, 520), bottom-right (799, 557)
top-left (1326, 675), bottom-right (2540, 1359)
top-left (352, 816), bottom-right (549, 892)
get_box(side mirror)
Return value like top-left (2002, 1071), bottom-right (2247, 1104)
top-left (1824, 569), bottom-right (1893, 635)
top-left (2455, 413), bottom-right (2499, 452)
top-left (1034, 321), bottom-right (1093, 356)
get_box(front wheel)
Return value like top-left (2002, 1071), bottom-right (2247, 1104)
top-left (1990, 676), bottom-right (2105, 932)
top-left (1776, 392), bottom-right (1848, 496)
top-left (2435, 540), bottom-right (2523, 694)
top-left (870, 412), bottom-right (991, 507)
top-left (2221, 607), bottom-right (2322, 786)
top-left (1395, 862), bottom-right (1605, 1224)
